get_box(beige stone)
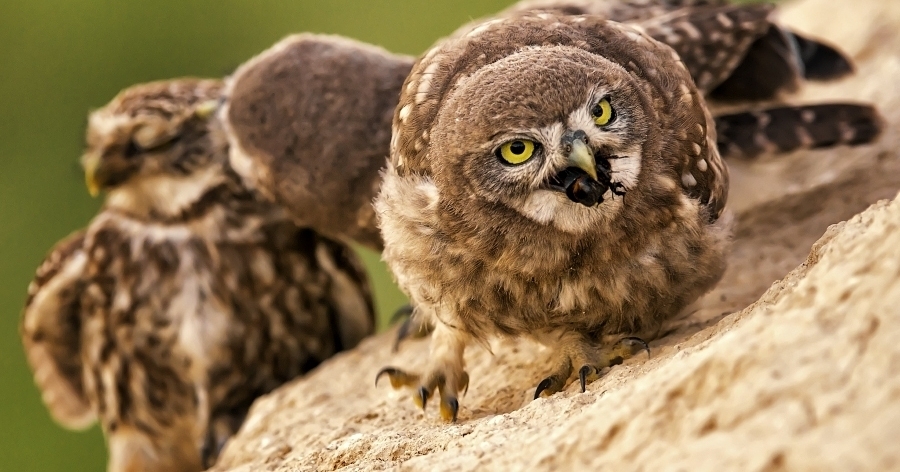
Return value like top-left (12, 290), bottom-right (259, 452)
top-left (213, 0), bottom-right (900, 470)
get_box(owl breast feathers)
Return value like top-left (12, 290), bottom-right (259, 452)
top-left (376, 13), bottom-right (732, 421)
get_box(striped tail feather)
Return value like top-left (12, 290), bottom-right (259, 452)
top-left (714, 103), bottom-right (883, 158)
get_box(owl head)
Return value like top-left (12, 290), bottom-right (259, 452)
top-left (82, 79), bottom-right (226, 213)
top-left (391, 14), bottom-right (727, 234)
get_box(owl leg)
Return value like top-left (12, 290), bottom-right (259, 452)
top-left (534, 334), bottom-right (649, 399)
top-left (377, 321), bottom-right (469, 422)
top-left (390, 304), bottom-right (434, 352)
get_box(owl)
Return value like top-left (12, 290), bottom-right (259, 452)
top-left (385, 0), bottom-right (882, 349)
top-left (20, 79), bottom-right (375, 471)
top-left (374, 12), bottom-right (736, 422)
top-left (222, 34), bottom-right (414, 252)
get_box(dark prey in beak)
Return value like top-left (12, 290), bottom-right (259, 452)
top-left (549, 168), bottom-right (607, 207)
top-left (546, 130), bottom-right (626, 207)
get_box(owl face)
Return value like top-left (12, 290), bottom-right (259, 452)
top-left (82, 79), bottom-right (224, 197)
top-left (391, 14), bottom-right (726, 238)
top-left (426, 44), bottom-right (685, 234)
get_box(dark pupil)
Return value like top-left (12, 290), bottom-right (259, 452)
top-left (592, 104), bottom-right (603, 117)
top-left (509, 141), bottom-right (526, 154)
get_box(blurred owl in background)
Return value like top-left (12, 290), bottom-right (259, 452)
top-left (222, 34), bottom-right (414, 252)
top-left (374, 0), bottom-right (882, 422)
top-left (20, 79), bottom-right (374, 471)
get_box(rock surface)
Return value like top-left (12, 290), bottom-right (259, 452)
top-left (213, 0), bottom-right (900, 470)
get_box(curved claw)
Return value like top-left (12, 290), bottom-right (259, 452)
top-left (441, 397), bottom-right (460, 422)
top-left (460, 371), bottom-right (470, 398)
top-left (375, 367), bottom-right (394, 387)
top-left (534, 377), bottom-right (553, 400)
top-left (578, 365), bottom-right (594, 393)
top-left (415, 386), bottom-right (430, 411)
top-left (617, 336), bottom-right (650, 357)
top-left (393, 318), bottom-right (413, 352)
top-left (375, 367), bottom-right (419, 389)
top-left (391, 306), bottom-right (434, 352)
top-left (389, 304), bottom-right (415, 325)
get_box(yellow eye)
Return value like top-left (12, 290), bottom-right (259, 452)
top-left (591, 97), bottom-right (615, 126)
top-left (497, 139), bottom-right (536, 165)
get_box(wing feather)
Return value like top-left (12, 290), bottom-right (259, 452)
top-left (21, 230), bottom-right (95, 429)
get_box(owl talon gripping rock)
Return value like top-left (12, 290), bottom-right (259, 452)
top-left (375, 12), bottom-right (732, 421)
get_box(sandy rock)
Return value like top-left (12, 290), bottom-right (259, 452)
top-left (213, 0), bottom-right (900, 470)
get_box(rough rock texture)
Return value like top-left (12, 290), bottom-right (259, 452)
top-left (214, 0), bottom-right (900, 470)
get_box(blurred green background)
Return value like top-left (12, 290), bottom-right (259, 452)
top-left (0, 1), bottom-right (513, 470)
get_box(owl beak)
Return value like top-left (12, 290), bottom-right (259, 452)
top-left (81, 152), bottom-right (102, 197)
top-left (563, 134), bottom-right (598, 181)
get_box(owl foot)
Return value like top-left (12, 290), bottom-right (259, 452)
top-left (390, 305), bottom-right (434, 352)
top-left (389, 304), bottom-right (414, 325)
top-left (376, 366), bottom-right (469, 422)
top-left (534, 336), bottom-right (649, 399)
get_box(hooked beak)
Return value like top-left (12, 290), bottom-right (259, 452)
top-left (81, 152), bottom-right (102, 197)
top-left (543, 130), bottom-right (608, 207)
top-left (566, 138), bottom-right (598, 181)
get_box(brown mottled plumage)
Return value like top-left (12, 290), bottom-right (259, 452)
top-left (375, 13), bottom-right (731, 421)
top-left (384, 0), bottom-right (882, 349)
top-left (21, 79), bottom-right (374, 471)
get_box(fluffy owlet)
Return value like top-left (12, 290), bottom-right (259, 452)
top-left (385, 0), bottom-right (882, 349)
top-left (375, 12), bottom-right (734, 422)
top-left (20, 79), bottom-right (375, 471)
top-left (222, 34), bottom-right (414, 251)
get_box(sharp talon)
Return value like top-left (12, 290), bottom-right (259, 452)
top-left (415, 386), bottom-right (430, 411)
top-left (619, 336), bottom-right (650, 357)
top-left (441, 397), bottom-right (459, 422)
top-left (391, 306), bottom-right (433, 352)
top-left (393, 318), bottom-right (412, 352)
top-left (579, 365), bottom-right (592, 393)
top-left (460, 371), bottom-right (470, 398)
top-left (375, 367), bottom-right (397, 387)
top-left (534, 377), bottom-right (553, 400)
top-left (389, 304), bottom-right (414, 325)
top-left (375, 367), bottom-right (418, 389)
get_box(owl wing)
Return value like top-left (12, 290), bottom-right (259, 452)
top-left (499, 0), bottom-right (730, 23)
top-left (630, 3), bottom-right (784, 95)
top-left (629, 3), bottom-right (854, 99)
top-left (223, 34), bottom-right (414, 251)
top-left (20, 230), bottom-right (95, 430)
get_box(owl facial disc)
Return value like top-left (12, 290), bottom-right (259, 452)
top-left (546, 129), bottom-right (626, 207)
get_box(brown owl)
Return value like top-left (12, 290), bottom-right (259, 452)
top-left (386, 0), bottom-right (882, 349)
top-left (20, 79), bottom-right (375, 471)
top-left (375, 12), bottom-right (734, 422)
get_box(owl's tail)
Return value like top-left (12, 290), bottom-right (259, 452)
top-left (714, 103), bottom-right (883, 158)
